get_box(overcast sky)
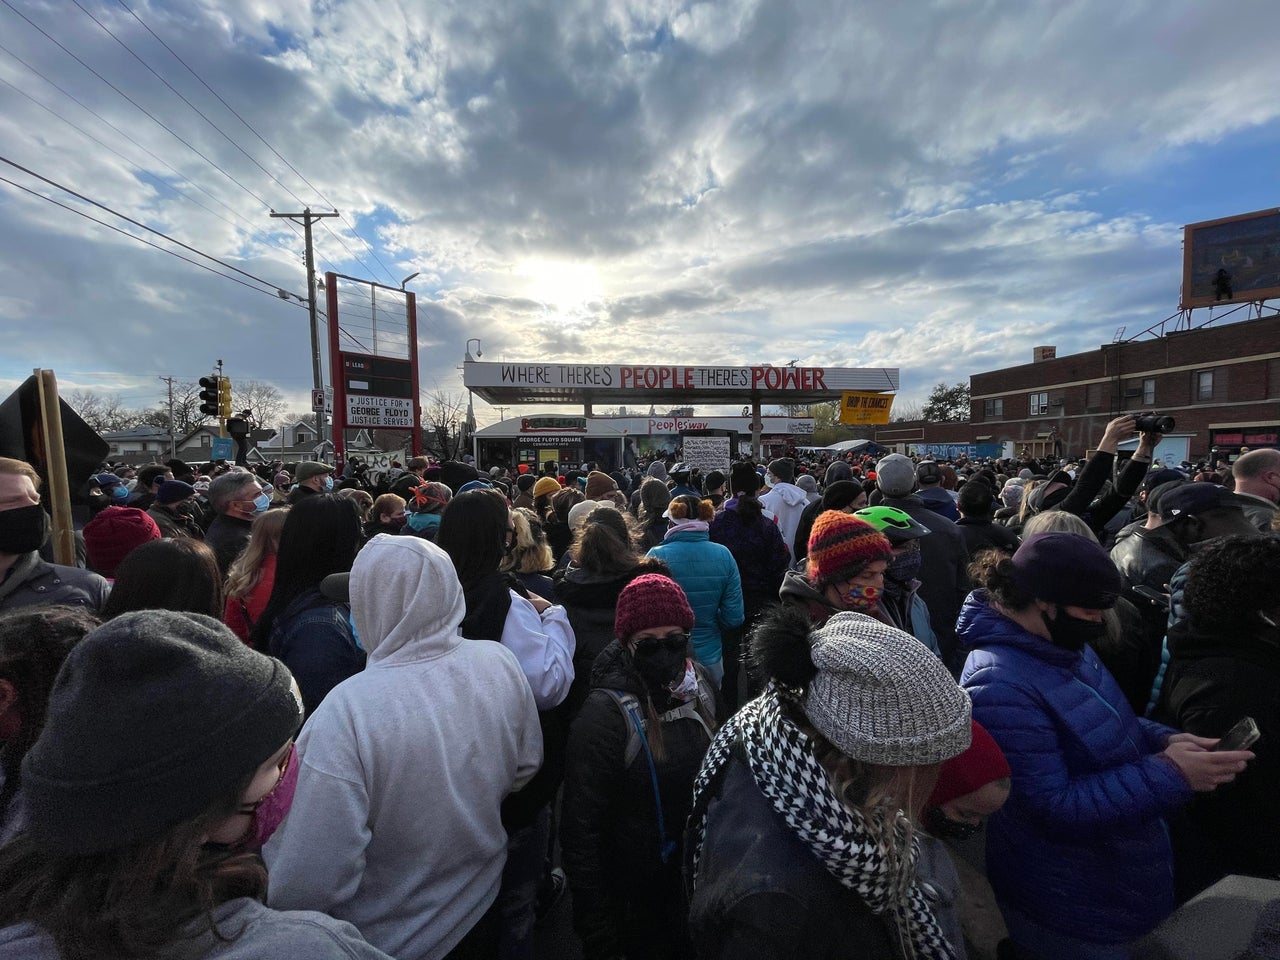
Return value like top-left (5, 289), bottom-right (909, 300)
top-left (2, 0), bottom-right (1278, 424)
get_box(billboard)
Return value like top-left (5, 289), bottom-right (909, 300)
top-left (1181, 208), bottom-right (1280, 310)
top-left (325, 272), bottom-right (422, 467)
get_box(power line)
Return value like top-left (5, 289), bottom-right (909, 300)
top-left (0, 0), bottom-right (273, 209)
top-left (69, 0), bottom-right (315, 209)
top-left (0, 154), bottom-right (302, 296)
top-left (111, 0), bottom-right (401, 286)
top-left (0, 172), bottom-right (305, 306)
top-left (0, 40), bottom-right (343, 280)
top-left (0, 68), bottom-right (277, 256)
top-left (0, 43), bottom-right (280, 248)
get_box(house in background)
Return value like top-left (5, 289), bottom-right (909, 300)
top-left (248, 419), bottom-right (382, 464)
top-left (101, 425), bottom-right (173, 464)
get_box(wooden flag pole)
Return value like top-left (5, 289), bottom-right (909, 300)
top-left (35, 368), bottom-right (75, 566)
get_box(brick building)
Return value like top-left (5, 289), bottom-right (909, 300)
top-left (875, 313), bottom-right (1280, 461)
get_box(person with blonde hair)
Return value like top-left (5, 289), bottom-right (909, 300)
top-left (224, 506), bottom-right (289, 644)
top-left (646, 495), bottom-right (743, 688)
top-left (502, 507), bottom-right (557, 598)
top-left (687, 605), bottom-right (972, 959)
top-left (336, 487), bottom-right (373, 523)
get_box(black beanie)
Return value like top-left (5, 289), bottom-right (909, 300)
top-left (730, 461), bottom-right (762, 496)
top-left (22, 611), bottom-right (303, 854)
top-left (767, 458), bottom-right (795, 484)
top-left (1010, 532), bottom-right (1121, 609)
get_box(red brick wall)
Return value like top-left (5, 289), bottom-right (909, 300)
top-left (874, 314), bottom-right (1280, 458)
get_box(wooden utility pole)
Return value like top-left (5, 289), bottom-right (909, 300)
top-left (271, 207), bottom-right (339, 454)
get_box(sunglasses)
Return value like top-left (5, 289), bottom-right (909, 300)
top-left (632, 632), bottom-right (690, 654)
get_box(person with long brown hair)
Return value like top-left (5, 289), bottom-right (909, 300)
top-left (554, 507), bottom-right (668, 715)
top-left (223, 507), bottom-right (289, 644)
top-left (0, 610), bottom-right (391, 960)
top-left (687, 605), bottom-right (972, 959)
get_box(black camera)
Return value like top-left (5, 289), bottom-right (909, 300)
top-left (1135, 412), bottom-right (1175, 434)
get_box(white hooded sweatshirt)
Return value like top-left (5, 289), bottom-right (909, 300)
top-left (265, 535), bottom-right (542, 960)
top-left (759, 479), bottom-right (810, 561)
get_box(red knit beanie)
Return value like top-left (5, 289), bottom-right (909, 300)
top-left (927, 719), bottom-right (1012, 809)
top-left (83, 506), bottom-right (161, 578)
top-left (806, 512), bottom-right (892, 587)
top-left (614, 574), bottom-right (695, 640)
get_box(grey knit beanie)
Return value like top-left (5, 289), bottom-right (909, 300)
top-left (803, 612), bottom-right (971, 766)
top-left (22, 610), bottom-right (304, 854)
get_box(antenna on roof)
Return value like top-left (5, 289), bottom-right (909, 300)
top-left (1111, 326), bottom-right (1126, 343)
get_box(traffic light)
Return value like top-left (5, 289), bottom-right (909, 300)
top-left (218, 377), bottom-right (233, 419)
top-left (198, 377), bottom-right (220, 417)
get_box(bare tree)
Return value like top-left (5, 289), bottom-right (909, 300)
top-left (134, 383), bottom-right (208, 437)
top-left (67, 389), bottom-right (134, 434)
top-left (421, 389), bottom-right (469, 461)
top-left (890, 401), bottom-right (927, 423)
top-left (231, 380), bottom-right (286, 430)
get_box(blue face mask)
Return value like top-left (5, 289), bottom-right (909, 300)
top-left (323, 475), bottom-right (334, 491)
top-left (253, 492), bottom-right (272, 513)
top-left (111, 485), bottom-right (129, 501)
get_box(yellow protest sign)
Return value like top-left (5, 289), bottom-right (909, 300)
top-left (838, 391), bottom-right (895, 425)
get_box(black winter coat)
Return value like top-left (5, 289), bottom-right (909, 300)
top-left (561, 641), bottom-right (713, 960)
top-left (955, 515), bottom-right (1018, 557)
top-left (688, 747), bottom-right (902, 960)
top-left (553, 563), bottom-right (661, 717)
top-left (879, 495), bottom-right (971, 668)
top-left (1153, 620), bottom-right (1280, 896)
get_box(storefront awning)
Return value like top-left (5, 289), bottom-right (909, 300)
top-left (463, 361), bottom-right (898, 406)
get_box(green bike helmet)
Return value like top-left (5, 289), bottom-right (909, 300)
top-left (853, 506), bottom-right (931, 544)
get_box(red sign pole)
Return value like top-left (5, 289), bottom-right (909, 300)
top-left (407, 291), bottom-right (422, 458)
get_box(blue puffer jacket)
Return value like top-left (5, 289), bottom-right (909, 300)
top-left (958, 591), bottom-right (1191, 944)
top-left (646, 529), bottom-right (744, 667)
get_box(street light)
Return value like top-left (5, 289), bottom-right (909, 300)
top-left (400, 272), bottom-right (419, 290)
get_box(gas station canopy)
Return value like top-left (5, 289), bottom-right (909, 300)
top-left (463, 361), bottom-right (899, 406)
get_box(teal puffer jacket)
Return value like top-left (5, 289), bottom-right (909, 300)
top-left (646, 529), bottom-right (744, 666)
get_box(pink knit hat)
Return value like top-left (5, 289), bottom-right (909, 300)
top-left (83, 506), bottom-right (161, 578)
top-left (614, 574), bottom-right (695, 639)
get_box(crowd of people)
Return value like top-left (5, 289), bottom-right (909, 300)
top-left (0, 414), bottom-right (1278, 960)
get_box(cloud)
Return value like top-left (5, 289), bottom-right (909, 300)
top-left (2, 0), bottom-right (1279, 422)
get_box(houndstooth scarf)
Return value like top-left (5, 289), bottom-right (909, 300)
top-left (688, 689), bottom-right (957, 960)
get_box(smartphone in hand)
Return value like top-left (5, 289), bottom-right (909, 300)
top-left (1215, 717), bottom-right (1261, 752)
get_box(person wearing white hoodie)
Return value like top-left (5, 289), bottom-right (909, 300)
top-left (758, 458), bottom-right (810, 563)
top-left (263, 534), bottom-right (543, 960)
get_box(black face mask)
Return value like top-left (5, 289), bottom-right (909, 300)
top-left (0, 504), bottom-right (50, 555)
top-left (1041, 607), bottom-right (1106, 652)
top-left (629, 645), bottom-right (686, 692)
top-left (925, 806), bottom-right (981, 841)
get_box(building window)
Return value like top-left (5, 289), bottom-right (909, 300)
top-left (296, 430), bottom-right (311, 446)
top-left (1029, 392), bottom-right (1049, 416)
top-left (1269, 358), bottom-right (1280, 398)
top-left (983, 398), bottom-right (1004, 419)
top-left (1195, 370), bottom-right (1214, 401)
top-left (1142, 378), bottom-right (1155, 405)
top-left (1085, 382), bottom-right (1104, 412)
